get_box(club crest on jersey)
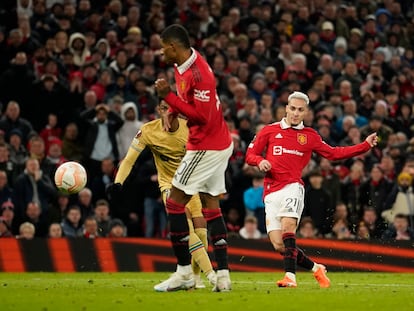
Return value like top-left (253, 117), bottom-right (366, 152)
top-left (180, 80), bottom-right (186, 91)
top-left (297, 133), bottom-right (307, 145)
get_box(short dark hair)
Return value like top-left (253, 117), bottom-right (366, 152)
top-left (161, 24), bottom-right (191, 49)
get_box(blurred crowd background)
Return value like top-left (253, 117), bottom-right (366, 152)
top-left (0, 0), bottom-right (414, 241)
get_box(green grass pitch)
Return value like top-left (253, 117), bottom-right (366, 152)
top-left (0, 272), bottom-right (413, 311)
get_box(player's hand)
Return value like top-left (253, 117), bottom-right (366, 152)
top-left (106, 182), bottom-right (123, 201)
top-left (365, 132), bottom-right (378, 147)
top-left (258, 159), bottom-right (272, 172)
top-left (154, 78), bottom-right (171, 98)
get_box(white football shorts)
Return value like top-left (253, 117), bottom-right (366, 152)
top-left (172, 143), bottom-right (233, 196)
top-left (263, 182), bottom-right (305, 233)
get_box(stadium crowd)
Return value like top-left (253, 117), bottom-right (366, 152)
top-left (0, 0), bottom-right (414, 241)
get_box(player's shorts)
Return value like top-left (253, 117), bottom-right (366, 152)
top-left (162, 189), bottom-right (203, 218)
top-left (172, 143), bottom-right (233, 196)
top-left (263, 182), bottom-right (305, 233)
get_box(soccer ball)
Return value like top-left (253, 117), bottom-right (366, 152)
top-left (54, 161), bottom-right (87, 194)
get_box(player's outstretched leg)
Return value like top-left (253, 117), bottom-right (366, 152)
top-left (189, 226), bottom-right (217, 289)
top-left (154, 198), bottom-right (194, 292)
top-left (312, 264), bottom-right (330, 288)
top-left (296, 247), bottom-right (330, 288)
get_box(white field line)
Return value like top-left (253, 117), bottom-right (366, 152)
top-left (24, 278), bottom-right (414, 287)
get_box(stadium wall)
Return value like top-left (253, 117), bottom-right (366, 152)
top-left (0, 238), bottom-right (413, 273)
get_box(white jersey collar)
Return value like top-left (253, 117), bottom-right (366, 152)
top-left (280, 117), bottom-right (305, 130)
top-left (176, 48), bottom-right (197, 75)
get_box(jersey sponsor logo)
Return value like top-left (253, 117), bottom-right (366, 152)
top-left (273, 146), bottom-right (283, 155)
top-left (135, 130), bottom-right (142, 139)
top-left (194, 89), bottom-right (210, 102)
top-left (297, 133), bottom-right (307, 145)
top-left (275, 133), bottom-right (283, 138)
top-left (273, 146), bottom-right (304, 156)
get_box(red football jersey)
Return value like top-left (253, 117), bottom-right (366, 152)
top-left (245, 119), bottom-right (371, 197)
top-left (164, 49), bottom-right (231, 151)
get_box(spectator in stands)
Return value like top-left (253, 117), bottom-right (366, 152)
top-left (382, 172), bottom-right (414, 225)
top-left (395, 102), bottom-right (414, 139)
top-left (46, 138), bottom-right (66, 169)
top-left (326, 217), bottom-right (355, 240)
top-left (304, 168), bottom-right (334, 235)
top-left (134, 156), bottom-right (166, 238)
top-left (355, 221), bottom-right (371, 240)
top-left (61, 122), bottom-right (83, 163)
top-left (297, 217), bottom-right (317, 239)
top-left (359, 164), bottom-right (395, 217)
top-left (107, 218), bottom-right (127, 238)
top-left (0, 101), bottom-right (34, 145)
top-left (360, 114), bottom-right (394, 151)
top-left (109, 48), bottom-right (135, 77)
top-left (224, 207), bottom-right (241, 238)
top-left (61, 205), bottom-right (83, 238)
top-left (39, 113), bottom-right (62, 153)
top-left (381, 214), bottom-right (414, 240)
top-left (82, 216), bottom-right (100, 238)
top-left (116, 102), bottom-right (143, 160)
top-left (239, 215), bottom-right (262, 239)
top-left (68, 32), bottom-right (90, 68)
top-left (0, 170), bottom-right (13, 205)
top-left (48, 222), bottom-right (63, 238)
top-left (361, 206), bottom-right (387, 240)
top-left (0, 143), bottom-right (20, 188)
top-left (0, 216), bottom-right (13, 237)
top-left (48, 192), bottom-right (70, 224)
top-left (335, 99), bottom-right (368, 139)
top-left (90, 68), bottom-right (112, 103)
top-left (8, 128), bottom-right (29, 174)
top-left (130, 77), bottom-right (158, 122)
top-left (22, 201), bottom-right (48, 237)
top-left (31, 72), bottom-right (70, 132)
top-left (334, 60), bottom-right (362, 98)
top-left (0, 51), bottom-right (35, 112)
top-left (81, 103), bottom-right (123, 179)
top-left (93, 199), bottom-right (111, 237)
top-left (77, 187), bottom-right (94, 221)
top-left (12, 158), bottom-right (57, 222)
top-left (360, 61), bottom-right (389, 98)
top-left (319, 158), bottom-right (342, 206)
top-left (17, 221), bottom-right (35, 239)
top-left (243, 174), bottom-right (265, 234)
top-left (27, 135), bottom-right (56, 180)
top-left (89, 158), bottom-right (115, 202)
top-left (0, 200), bottom-right (17, 235)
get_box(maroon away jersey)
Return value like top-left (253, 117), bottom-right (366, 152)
top-left (245, 120), bottom-right (371, 197)
top-left (164, 49), bottom-right (231, 151)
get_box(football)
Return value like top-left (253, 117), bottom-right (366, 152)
top-left (54, 161), bottom-right (87, 194)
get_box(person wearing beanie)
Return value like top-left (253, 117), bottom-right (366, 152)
top-left (382, 172), bottom-right (414, 224)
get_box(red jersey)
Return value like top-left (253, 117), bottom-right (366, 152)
top-left (164, 49), bottom-right (231, 151)
top-left (245, 118), bottom-right (371, 197)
